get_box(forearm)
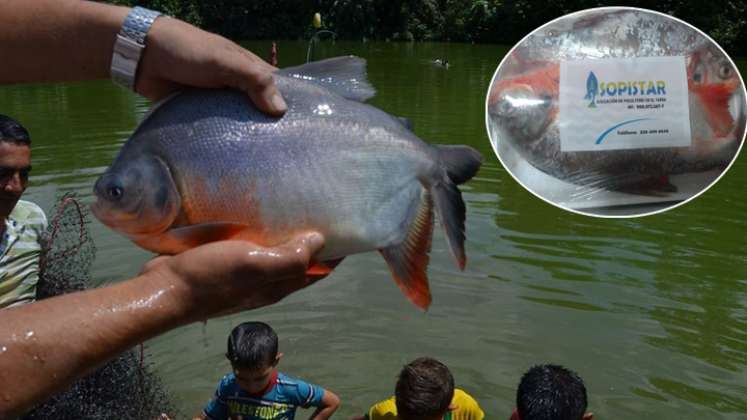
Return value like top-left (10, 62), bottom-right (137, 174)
top-left (0, 270), bottom-right (191, 417)
top-left (0, 234), bottom-right (323, 417)
top-left (309, 405), bottom-right (339, 420)
top-left (0, 0), bottom-right (127, 84)
top-left (309, 389), bottom-right (340, 420)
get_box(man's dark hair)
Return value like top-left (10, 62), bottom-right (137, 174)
top-left (0, 115), bottom-right (31, 145)
top-left (226, 321), bottom-right (278, 369)
top-left (517, 364), bottom-right (588, 420)
top-left (395, 357), bottom-right (455, 419)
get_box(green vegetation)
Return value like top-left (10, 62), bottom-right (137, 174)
top-left (108, 0), bottom-right (747, 55)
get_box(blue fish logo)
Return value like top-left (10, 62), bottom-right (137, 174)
top-left (584, 71), bottom-right (598, 108)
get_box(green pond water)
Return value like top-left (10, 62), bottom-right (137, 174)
top-left (1, 40), bottom-right (746, 418)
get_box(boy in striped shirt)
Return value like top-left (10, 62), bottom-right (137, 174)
top-left (196, 322), bottom-right (340, 420)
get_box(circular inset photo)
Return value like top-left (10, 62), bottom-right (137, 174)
top-left (486, 7), bottom-right (746, 217)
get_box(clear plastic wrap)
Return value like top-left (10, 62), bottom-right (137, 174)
top-left (487, 8), bottom-right (746, 217)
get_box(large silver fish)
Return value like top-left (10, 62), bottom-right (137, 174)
top-left (92, 56), bottom-right (483, 309)
top-left (488, 8), bottom-right (745, 194)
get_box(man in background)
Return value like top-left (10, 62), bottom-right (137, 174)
top-left (0, 115), bottom-right (46, 309)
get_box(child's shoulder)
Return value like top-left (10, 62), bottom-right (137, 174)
top-left (212, 372), bottom-right (247, 397)
top-left (272, 372), bottom-right (324, 406)
top-left (275, 372), bottom-right (318, 389)
top-left (276, 371), bottom-right (302, 385)
top-left (216, 372), bottom-right (239, 388)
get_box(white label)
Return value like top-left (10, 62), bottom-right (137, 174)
top-left (559, 56), bottom-right (691, 152)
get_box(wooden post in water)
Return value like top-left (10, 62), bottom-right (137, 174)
top-left (269, 42), bottom-right (278, 67)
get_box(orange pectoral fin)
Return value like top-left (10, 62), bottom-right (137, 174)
top-left (306, 258), bottom-right (345, 280)
top-left (131, 223), bottom-right (251, 254)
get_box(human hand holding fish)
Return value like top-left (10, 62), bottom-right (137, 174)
top-left (139, 232), bottom-right (326, 321)
top-left (135, 15), bottom-right (288, 115)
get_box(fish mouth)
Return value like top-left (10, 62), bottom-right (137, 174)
top-left (90, 197), bottom-right (154, 235)
top-left (89, 200), bottom-right (111, 226)
top-left (90, 200), bottom-right (133, 228)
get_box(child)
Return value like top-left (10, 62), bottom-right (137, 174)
top-left (353, 357), bottom-right (484, 420)
top-left (195, 322), bottom-right (340, 420)
top-left (510, 364), bottom-right (593, 420)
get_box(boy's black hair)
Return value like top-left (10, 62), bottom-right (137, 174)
top-left (517, 364), bottom-right (588, 420)
top-left (0, 115), bottom-right (31, 145)
top-left (225, 321), bottom-right (278, 369)
top-left (394, 357), bottom-right (454, 419)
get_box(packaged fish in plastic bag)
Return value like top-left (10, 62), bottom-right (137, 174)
top-left (486, 7), bottom-right (746, 217)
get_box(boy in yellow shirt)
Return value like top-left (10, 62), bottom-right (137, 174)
top-left (352, 357), bottom-right (484, 420)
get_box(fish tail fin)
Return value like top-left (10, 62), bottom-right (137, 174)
top-left (379, 190), bottom-right (434, 309)
top-left (436, 145), bottom-right (483, 185)
top-left (431, 146), bottom-right (480, 269)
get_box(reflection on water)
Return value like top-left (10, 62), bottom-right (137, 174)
top-left (0, 41), bottom-right (745, 419)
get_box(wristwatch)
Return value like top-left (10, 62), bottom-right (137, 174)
top-left (110, 6), bottom-right (162, 90)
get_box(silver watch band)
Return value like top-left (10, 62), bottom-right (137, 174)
top-left (110, 7), bottom-right (162, 90)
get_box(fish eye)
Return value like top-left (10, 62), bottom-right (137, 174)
top-left (692, 62), bottom-right (704, 83)
top-left (540, 94), bottom-right (553, 108)
top-left (107, 186), bottom-right (123, 200)
top-left (491, 94), bottom-right (516, 117)
top-left (718, 63), bottom-right (732, 79)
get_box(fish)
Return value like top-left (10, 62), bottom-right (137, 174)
top-left (585, 71), bottom-right (598, 108)
top-left (488, 9), bottom-right (745, 194)
top-left (91, 56), bottom-right (483, 309)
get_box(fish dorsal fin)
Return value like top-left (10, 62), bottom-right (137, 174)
top-left (278, 56), bottom-right (376, 102)
top-left (379, 190), bottom-right (434, 310)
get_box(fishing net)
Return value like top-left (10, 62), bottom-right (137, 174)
top-left (22, 192), bottom-right (182, 420)
top-left (36, 193), bottom-right (94, 297)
